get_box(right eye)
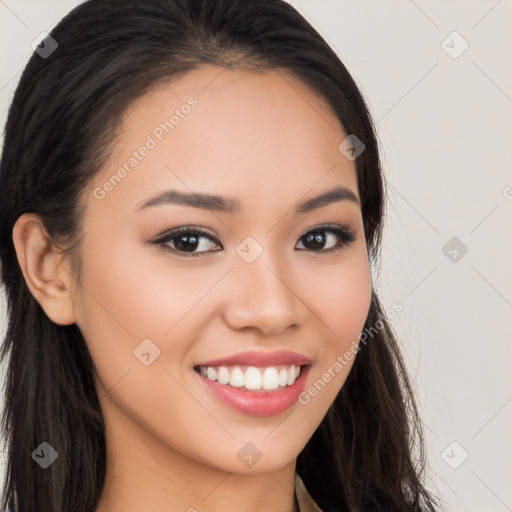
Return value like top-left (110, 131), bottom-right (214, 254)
top-left (152, 227), bottom-right (223, 258)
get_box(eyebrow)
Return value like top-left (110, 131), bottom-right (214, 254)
top-left (136, 186), bottom-right (360, 214)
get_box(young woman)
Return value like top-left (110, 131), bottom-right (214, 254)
top-left (0, 1), bottom-right (440, 511)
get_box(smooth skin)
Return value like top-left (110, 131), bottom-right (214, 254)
top-left (13, 64), bottom-right (373, 512)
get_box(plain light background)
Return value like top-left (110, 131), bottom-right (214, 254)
top-left (1, 1), bottom-right (511, 511)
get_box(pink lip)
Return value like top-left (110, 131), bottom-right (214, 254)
top-left (195, 350), bottom-right (311, 368)
top-left (196, 364), bottom-right (311, 416)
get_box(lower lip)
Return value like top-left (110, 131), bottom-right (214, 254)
top-left (195, 365), bottom-right (311, 416)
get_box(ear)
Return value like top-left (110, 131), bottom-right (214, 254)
top-left (12, 213), bottom-right (77, 325)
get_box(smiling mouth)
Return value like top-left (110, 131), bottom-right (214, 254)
top-left (193, 363), bottom-right (307, 392)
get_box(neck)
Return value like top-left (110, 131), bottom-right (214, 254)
top-left (95, 394), bottom-right (299, 512)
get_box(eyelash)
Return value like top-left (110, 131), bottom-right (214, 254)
top-left (152, 224), bottom-right (357, 258)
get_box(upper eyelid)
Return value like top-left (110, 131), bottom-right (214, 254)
top-left (153, 226), bottom-right (218, 242)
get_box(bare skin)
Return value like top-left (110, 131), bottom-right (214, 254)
top-left (13, 64), bottom-right (372, 512)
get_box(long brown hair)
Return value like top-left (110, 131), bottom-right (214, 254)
top-left (0, 1), bottom-right (440, 510)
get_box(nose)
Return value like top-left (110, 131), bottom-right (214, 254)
top-left (222, 253), bottom-right (303, 337)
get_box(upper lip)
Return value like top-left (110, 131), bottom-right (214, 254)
top-left (195, 350), bottom-right (311, 368)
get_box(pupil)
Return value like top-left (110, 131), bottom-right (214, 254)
top-left (176, 234), bottom-right (198, 252)
top-left (305, 232), bottom-right (325, 250)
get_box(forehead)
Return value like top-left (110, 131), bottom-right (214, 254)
top-left (90, 64), bottom-right (358, 214)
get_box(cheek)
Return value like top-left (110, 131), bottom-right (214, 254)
top-left (295, 250), bottom-right (371, 421)
top-left (72, 239), bottom-right (187, 386)
top-left (305, 248), bottom-right (372, 349)
top-left (76, 235), bottom-right (216, 341)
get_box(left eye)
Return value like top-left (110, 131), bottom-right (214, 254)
top-left (153, 225), bottom-right (356, 258)
top-left (295, 226), bottom-right (356, 252)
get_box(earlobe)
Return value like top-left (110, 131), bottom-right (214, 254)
top-left (12, 213), bottom-right (77, 326)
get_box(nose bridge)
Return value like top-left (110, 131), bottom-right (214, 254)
top-left (223, 240), bottom-right (301, 334)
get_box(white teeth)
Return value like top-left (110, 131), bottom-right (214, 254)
top-left (197, 364), bottom-right (303, 391)
top-left (229, 367), bottom-right (245, 387)
top-left (217, 366), bottom-right (230, 385)
top-left (262, 367), bottom-right (279, 390)
top-left (245, 367), bottom-right (262, 390)
top-left (286, 367), bottom-right (296, 386)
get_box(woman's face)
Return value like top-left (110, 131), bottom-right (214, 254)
top-left (72, 64), bottom-right (372, 474)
